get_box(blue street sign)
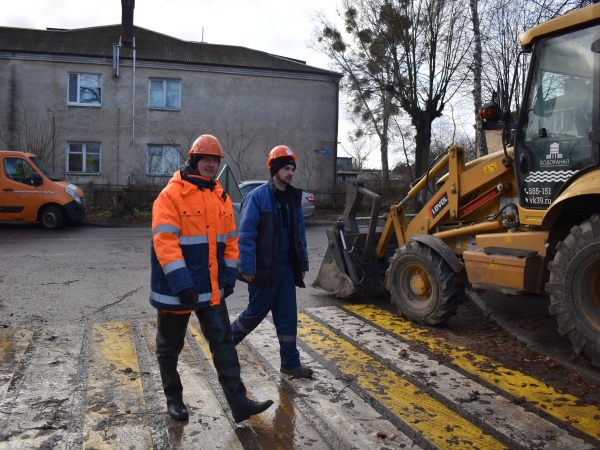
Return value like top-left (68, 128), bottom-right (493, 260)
top-left (314, 149), bottom-right (333, 154)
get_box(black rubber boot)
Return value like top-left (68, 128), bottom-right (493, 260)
top-left (156, 311), bottom-right (191, 421)
top-left (228, 396), bottom-right (274, 424)
top-left (280, 365), bottom-right (314, 378)
top-left (165, 393), bottom-right (189, 420)
top-left (196, 301), bottom-right (274, 423)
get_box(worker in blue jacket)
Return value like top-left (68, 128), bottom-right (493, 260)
top-left (231, 145), bottom-right (313, 378)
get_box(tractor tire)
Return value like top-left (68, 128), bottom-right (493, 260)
top-left (39, 205), bottom-right (65, 230)
top-left (386, 240), bottom-right (464, 325)
top-left (546, 215), bottom-right (600, 366)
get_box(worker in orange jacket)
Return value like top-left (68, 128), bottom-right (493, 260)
top-left (150, 134), bottom-right (273, 422)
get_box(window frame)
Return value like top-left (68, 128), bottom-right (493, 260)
top-left (67, 73), bottom-right (102, 106)
top-left (148, 78), bottom-right (182, 110)
top-left (146, 144), bottom-right (181, 176)
top-left (67, 142), bottom-right (101, 174)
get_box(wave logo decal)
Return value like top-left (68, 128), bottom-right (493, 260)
top-left (524, 170), bottom-right (576, 183)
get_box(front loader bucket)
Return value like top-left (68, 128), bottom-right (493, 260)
top-left (312, 182), bottom-right (389, 297)
top-left (312, 244), bottom-right (356, 297)
top-left (312, 224), bottom-right (386, 297)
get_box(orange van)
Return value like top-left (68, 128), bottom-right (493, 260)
top-left (0, 150), bottom-right (87, 229)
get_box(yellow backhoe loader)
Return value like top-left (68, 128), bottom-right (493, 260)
top-left (313, 4), bottom-right (600, 365)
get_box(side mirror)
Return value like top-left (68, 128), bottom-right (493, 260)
top-left (497, 79), bottom-right (506, 112)
top-left (31, 172), bottom-right (43, 187)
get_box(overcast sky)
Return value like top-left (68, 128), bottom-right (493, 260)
top-left (1, 0), bottom-right (338, 70)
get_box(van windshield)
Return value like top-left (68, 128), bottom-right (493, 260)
top-left (30, 156), bottom-right (61, 181)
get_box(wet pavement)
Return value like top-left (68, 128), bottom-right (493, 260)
top-left (467, 289), bottom-right (600, 386)
top-left (2, 222), bottom-right (599, 448)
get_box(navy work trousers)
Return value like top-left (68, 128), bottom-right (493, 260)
top-left (231, 257), bottom-right (301, 370)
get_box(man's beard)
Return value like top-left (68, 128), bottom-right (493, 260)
top-left (276, 173), bottom-right (292, 185)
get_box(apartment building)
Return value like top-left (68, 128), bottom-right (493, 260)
top-left (0, 7), bottom-right (341, 195)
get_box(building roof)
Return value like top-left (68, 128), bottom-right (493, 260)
top-left (0, 24), bottom-right (340, 77)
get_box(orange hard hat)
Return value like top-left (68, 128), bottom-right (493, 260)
top-left (266, 145), bottom-right (297, 168)
top-left (188, 134), bottom-right (224, 158)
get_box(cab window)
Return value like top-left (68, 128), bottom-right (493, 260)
top-left (3, 158), bottom-right (36, 185)
top-left (516, 25), bottom-right (598, 209)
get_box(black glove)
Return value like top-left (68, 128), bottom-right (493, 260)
top-left (178, 288), bottom-right (198, 307)
top-left (224, 285), bottom-right (234, 299)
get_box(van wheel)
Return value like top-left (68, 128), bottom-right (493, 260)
top-left (40, 205), bottom-right (64, 230)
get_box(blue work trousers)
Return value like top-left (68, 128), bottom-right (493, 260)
top-left (232, 258), bottom-right (300, 369)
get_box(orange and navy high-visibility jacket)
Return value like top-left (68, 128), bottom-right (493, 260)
top-left (150, 170), bottom-right (238, 311)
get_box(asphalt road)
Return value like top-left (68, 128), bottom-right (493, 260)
top-left (0, 221), bottom-right (390, 325)
top-left (0, 220), bottom-right (598, 386)
top-left (1, 221), bottom-right (600, 449)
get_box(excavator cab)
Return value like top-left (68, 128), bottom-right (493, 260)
top-left (515, 24), bottom-right (599, 214)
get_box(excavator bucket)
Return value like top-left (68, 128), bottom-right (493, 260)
top-left (312, 249), bottom-right (356, 297)
top-left (312, 227), bottom-right (357, 297)
top-left (312, 181), bottom-right (387, 297)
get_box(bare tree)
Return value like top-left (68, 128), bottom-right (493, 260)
top-left (0, 100), bottom-right (65, 168)
top-left (293, 151), bottom-right (320, 190)
top-left (221, 122), bottom-right (259, 181)
top-left (386, 0), bottom-right (472, 179)
top-left (469, 0), bottom-right (488, 157)
top-left (314, 0), bottom-right (401, 184)
top-left (341, 135), bottom-right (377, 171)
top-left (160, 126), bottom-right (202, 160)
top-left (385, 111), bottom-right (416, 178)
top-left (121, 125), bottom-right (202, 187)
top-left (315, 0), bottom-right (472, 183)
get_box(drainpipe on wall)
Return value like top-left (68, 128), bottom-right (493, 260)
top-left (117, 108), bottom-right (120, 185)
top-left (112, 42), bottom-right (120, 78)
top-left (120, 0), bottom-right (136, 184)
top-left (333, 75), bottom-right (340, 191)
top-left (131, 38), bottom-right (136, 148)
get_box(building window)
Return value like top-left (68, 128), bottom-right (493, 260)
top-left (149, 79), bottom-right (181, 109)
top-left (67, 142), bottom-right (101, 173)
top-left (68, 73), bottom-right (102, 105)
top-left (147, 145), bottom-right (180, 175)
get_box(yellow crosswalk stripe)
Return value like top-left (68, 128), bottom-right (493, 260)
top-left (346, 304), bottom-right (600, 441)
top-left (244, 315), bottom-right (419, 449)
top-left (297, 312), bottom-right (507, 449)
top-left (0, 328), bottom-right (33, 399)
top-left (189, 323), bottom-right (212, 361)
top-left (84, 322), bottom-right (153, 449)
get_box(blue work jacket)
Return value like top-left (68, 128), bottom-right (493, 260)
top-left (237, 179), bottom-right (309, 289)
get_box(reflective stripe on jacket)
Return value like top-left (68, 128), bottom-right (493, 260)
top-left (150, 170), bottom-right (238, 311)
